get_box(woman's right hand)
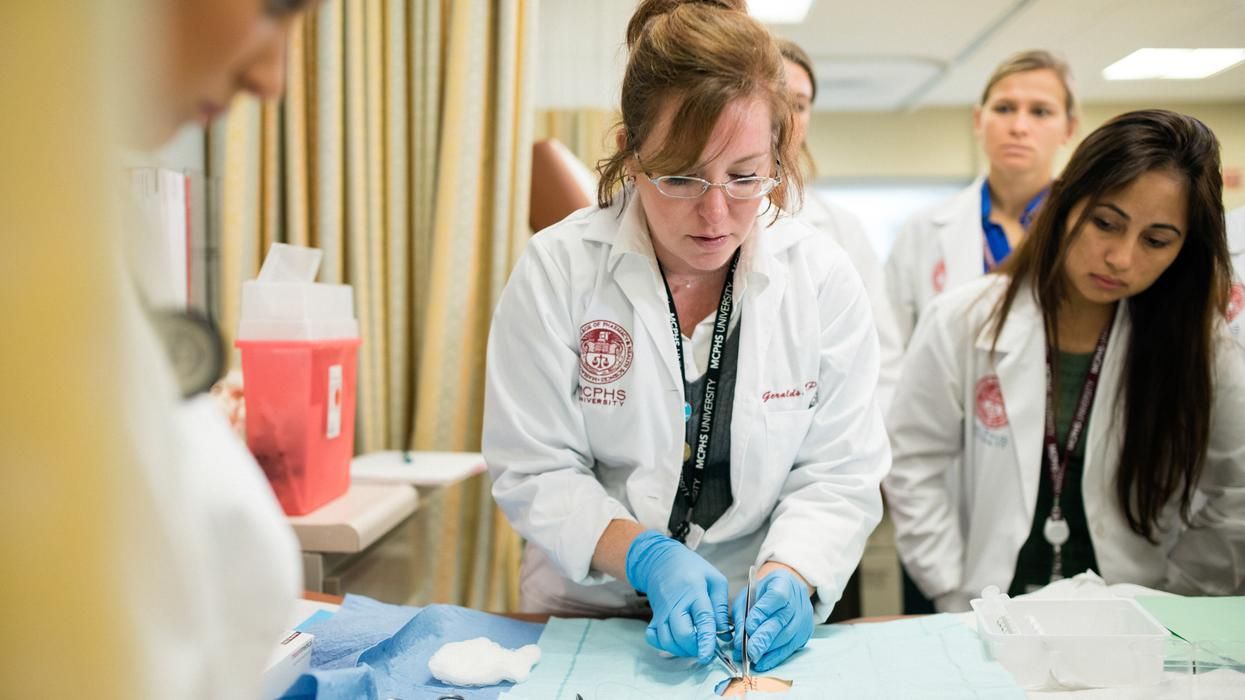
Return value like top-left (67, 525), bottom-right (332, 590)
top-left (625, 530), bottom-right (730, 664)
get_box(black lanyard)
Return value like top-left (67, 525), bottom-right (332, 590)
top-left (659, 249), bottom-right (740, 543)
top-left (1041, 304), bottom-right (1115, 578)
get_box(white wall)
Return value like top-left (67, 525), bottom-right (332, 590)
top-left (807, 101), bottom-right (1245, 211)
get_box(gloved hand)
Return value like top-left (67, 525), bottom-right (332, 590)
top-left (625, 530), bottom-right (730, 664)
top-left (732, 568), bottom-right (815, 673)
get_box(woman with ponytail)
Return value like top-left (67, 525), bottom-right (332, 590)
top-left (484, 0), bottom-right (889, 671)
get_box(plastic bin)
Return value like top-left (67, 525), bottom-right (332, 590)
top-left (236, 244), bottom-right (360, 515)
top-left (237, 337), bottom-right (360, 515)
top-left (971, 596), bottom-right (1171, 690)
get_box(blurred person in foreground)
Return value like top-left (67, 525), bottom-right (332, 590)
top-left (2, 1), bottom-right (322, 697)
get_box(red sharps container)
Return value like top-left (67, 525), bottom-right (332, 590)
top-left (235, 244), bottom-right (360, 515)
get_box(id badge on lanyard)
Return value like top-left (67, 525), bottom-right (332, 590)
top-left (660, 249), bottom-right (740, 545)
top-left (1041, 304), bottom-right (1115, 580)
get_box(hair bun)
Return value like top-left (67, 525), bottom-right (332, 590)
top-left (626, 0), bottom-right (746, 48)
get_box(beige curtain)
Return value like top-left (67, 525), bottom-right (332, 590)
top-left (535, 108), bottom-right (619, 179)
top-left (215, 0), bottom-right (535, 611)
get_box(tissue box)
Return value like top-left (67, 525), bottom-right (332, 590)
top-left (237, 244), bottom-right (361, 516)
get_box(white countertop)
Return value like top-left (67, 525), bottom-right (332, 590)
top-left (286, 482), bottom-right (418, 553)
top-left (350, 450), bottom-right (486, 486)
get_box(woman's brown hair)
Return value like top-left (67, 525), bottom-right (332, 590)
top-left (596, 0), bottom-right (802, 214)
top-left (988, 109), bottom-right (1229, 542)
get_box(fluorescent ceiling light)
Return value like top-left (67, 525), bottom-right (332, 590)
top-left (749, 0), bottom-right (814, 24)
top-left (1103, 48), bottom-right (1245, 80)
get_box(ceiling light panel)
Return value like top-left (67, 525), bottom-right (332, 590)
top-left (1103, 48), bottom-right (1245, 80)
top-left (749, 0), bottom-right (815, 24)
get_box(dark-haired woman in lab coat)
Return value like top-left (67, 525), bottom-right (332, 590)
top-left (886, 110), bottom-right (1245, 611)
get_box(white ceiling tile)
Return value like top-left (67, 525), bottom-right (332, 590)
top-left (534, 0), bottom-right (1245, 112)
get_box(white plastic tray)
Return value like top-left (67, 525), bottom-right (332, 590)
top-left (970, 596), bottom-right (1170, 689)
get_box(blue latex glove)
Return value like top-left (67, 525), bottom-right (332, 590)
top-left (732, 568), bottom-right (815, 673)
top-left (625, 530), bottom-right (730, 664)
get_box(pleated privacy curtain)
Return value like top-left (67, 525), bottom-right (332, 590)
top-left (213, 0), bottom-right (535, 611)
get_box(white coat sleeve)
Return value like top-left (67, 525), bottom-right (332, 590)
top-left (756, 262), bottom-right (890, 620)
top-left (482, 239), bottom-right (634, 585)
top-left (883, 293), bottom-right (968, 601)
top-left (1163, 336), bottom-right (1245, 594)
top-left (885, 217), bottom-right (922, 349)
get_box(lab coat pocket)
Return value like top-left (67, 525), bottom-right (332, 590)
top-left (758, 408), bottom-right (816, 503)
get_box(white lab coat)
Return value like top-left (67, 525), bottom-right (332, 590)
top-left (795, 193), bottom-right (904, 413)
top-left (119, 208), bottom-right (301, 697)
top-left (1228, 206), bottom-right (1245, 343)
top-left (885, 275), bottom-right (1245, 611)
top-left (885, 176), bottom-right (987, 348)
top-left (483, 196), bottom-right (890, 620)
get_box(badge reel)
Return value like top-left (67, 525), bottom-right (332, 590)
top-left (1043, 515), bottom-right (1071, 546)
top-left (1043, 511), bottom-right (1071, 581)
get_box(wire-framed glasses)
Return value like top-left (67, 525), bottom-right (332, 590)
top-left (635, 153), bottom-right (782, 200)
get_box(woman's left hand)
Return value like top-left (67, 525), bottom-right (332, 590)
top-left (732, 564), bottom-right (815, 673)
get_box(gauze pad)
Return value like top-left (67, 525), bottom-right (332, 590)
top-left (427, 637), bottom-right (541, 687)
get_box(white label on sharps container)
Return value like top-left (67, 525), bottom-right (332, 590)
top-left (327, 365), bottom-right (343, 439)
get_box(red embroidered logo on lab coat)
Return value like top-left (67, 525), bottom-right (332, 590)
top-left (932, 259), bottom-right (947, 294)
top-left (974, 375), bottom-right (1008, 429)
top-left (1228, 282), bottom-right (1245, 322)
top-left (579, 320), bottom-right (634, 384)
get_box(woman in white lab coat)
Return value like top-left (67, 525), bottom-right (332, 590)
top-left (886, 50), bottom-right (1079, 347)
top-left (484, 0), bottom-right (888, 674)
top-left (886, 110), bottom-right (1245, 612)
top-left (776, 38), bottom-right (904, 412)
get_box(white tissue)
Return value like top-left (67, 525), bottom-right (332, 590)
top-left (427, 637), bottom-right (541, 687)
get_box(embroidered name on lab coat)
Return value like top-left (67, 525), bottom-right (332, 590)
top-left (761, 381), bottom-right (818, 408)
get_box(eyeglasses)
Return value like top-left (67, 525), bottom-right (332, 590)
top-left (635, 153), bottom-right (782, 200)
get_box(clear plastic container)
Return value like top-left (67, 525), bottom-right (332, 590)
top-left (1192, 640), bottom-right (1245, 699)
top-left (971, 596), bottom-right (1173, 690)
top-left (238, 281), bottom-right (358, 341)
top-left (237, 242), bottom-right (360, 341)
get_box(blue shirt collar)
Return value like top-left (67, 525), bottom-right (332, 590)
top-left (980, 178), bottom-right (1048, 270)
